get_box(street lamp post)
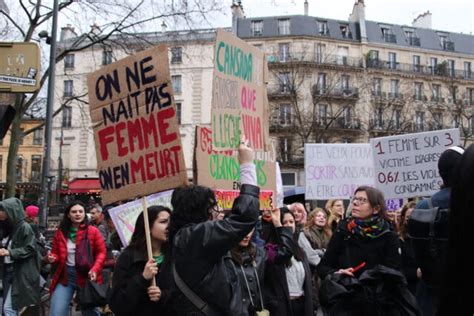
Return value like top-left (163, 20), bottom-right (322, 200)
top-left (39, 0), bottom-right (59, 229)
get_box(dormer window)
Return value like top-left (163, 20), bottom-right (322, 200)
top-left (318, 21), bottom-right (329, 35)
top-left (278, 19), bottom-right (290, 35)
top-left (380, 25), bottom-right (396, 43)
top-left (438, 33), bottom-right (455, 51)
top-left (404, 28), bottom-right (420, 46)
top-left (251, 20), bottom-right (263, 36)
top-left (340, 24), bottom-right (351, 38)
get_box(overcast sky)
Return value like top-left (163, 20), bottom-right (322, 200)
top-left (213, 0), bottom-right (474, 34)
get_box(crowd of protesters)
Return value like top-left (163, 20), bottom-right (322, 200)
top-left (0, 142), bottom-right (473, 315)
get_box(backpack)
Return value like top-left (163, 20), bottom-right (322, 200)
top-left (407, 198), bottom-right (449, 287)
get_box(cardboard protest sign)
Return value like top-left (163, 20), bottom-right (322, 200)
top-left (195, 125), bottom-right (276, 210)
top-left (370, 128), bottom-right (460, 199)
top-left (305, 144), bottom-right (375, 200)
top-left (108, 190), bottom-right (173, 247)
top-left (211, 29), bottom-right (269, 151)
top-left (87, 45), bottom-right (187, 205)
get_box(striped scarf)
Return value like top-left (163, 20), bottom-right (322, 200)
top-left (347, 216), bottom-right (388, 239)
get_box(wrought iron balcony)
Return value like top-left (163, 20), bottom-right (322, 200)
top-left (267, 52), bottom-right (363, 68)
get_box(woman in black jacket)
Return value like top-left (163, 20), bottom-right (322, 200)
top-left (108, 206), bottom-right (174, 315)
top-left (230, 207), bottom-right (293, 315)
top-left (318, 186), bottom-right (401, 280)
top-left (264, 208), bottom-right (314, 316)
top-left (168, 139), bottom-right (261, 315)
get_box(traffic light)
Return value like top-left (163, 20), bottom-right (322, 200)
top-left (0, 104), bottom-right (16, 139)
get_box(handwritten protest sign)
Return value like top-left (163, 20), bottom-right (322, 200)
top-left (211, 29), bottom-right (269, 151)
top-left (87, 45), bottom-right (187, 205)
top-left (195, 125), bottom-right (276, 210)
top-left (370, 128), bottom-right (460, 199)
top-left (108, 190), bottom-right (173, 247)
top-left (305, 144), bottom-right (375, 200)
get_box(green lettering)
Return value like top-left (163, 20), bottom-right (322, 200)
top-left (216, 42), bottom-right (225, 73)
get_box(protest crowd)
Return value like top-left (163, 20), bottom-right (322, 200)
top-left (0, 138), bottom-right (473, 316)
top-left (1, 27), bottom-right (473, 316)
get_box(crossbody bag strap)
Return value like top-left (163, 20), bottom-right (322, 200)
top-left (252, 262), bottom-right (265, 311)
top-left (172, 263), bottom-right (217, 316)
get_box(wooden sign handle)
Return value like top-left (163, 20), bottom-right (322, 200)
top-left (142, 197), bottom-right (157, 287)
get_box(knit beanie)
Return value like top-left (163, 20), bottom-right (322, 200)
top-left (438, 146), bottom-right (464, 187)
top-left (25, 205), bottom-right (39, 218)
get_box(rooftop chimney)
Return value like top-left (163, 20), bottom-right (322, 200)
top-left (231, 1), bottom-right (245, 35)
top-left (412, 11), bottom-right (432, 29)
top-left (304, 0), bottom-right (308, 16)
top-left (60, 24), bottom-right (77, 41)
top-left (349, 0), bottom-right (367, 42)
top-left (161, 21), bottom-right (168, 33)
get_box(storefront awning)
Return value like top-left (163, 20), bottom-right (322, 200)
top-left (61, 178), bottom-right (101, 194)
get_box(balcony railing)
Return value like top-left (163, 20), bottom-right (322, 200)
top-left (268, 52), bottom-right (363, 68)
top-left (388, 92), bottom-right (404, 100)
top-left (366, 60), bottom-right (473, 81)
top-left (313, 86), bottom-right (359, 98)
top-left (430, 96), bottom-right (445, 103)
top-left (315, 117), bottom-right (361, 130)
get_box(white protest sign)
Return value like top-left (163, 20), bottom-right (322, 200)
top-left (305, 144), bottom-right (375, 200)
top-left (108, 190), bottom-right (173, 247)
top-left (370, 128), bottom-right (460, 199)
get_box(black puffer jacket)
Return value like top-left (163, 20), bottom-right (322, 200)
top-left (172, 184), bottom-right (260, 315)
top-left (318, 218), bottom-right (401, 280)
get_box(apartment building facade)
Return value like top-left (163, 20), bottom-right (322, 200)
top-left (234, 1), bottom-right (474, 188)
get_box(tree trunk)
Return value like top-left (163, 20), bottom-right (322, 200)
top-left (5, 96), bottom-right (24, 198)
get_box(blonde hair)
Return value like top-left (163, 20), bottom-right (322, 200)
top-left (304, 208), bottom-right (332, 248)
top-left (325, 199), bottom-right (345, 227)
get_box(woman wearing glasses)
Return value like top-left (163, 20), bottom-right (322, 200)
top-left (318, 186), bottom-right (401, 279)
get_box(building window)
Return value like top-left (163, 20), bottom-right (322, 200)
top-left (279, 72), bottom-right (290, 93)
top-left (340, 24), bottom-right (350, 38)
top-left (374, 107), bottom-right (383, 128)
top-left (393, 109), bottom-right (401, 129)
top-left (317, 73), bottom-right (326, 94)
top-left (281, 172), bottom-right (296, 186)
top-left (341, 75), bottom-right (350, 92)
top-left (253, 44), bottom-right (263, 50)
top-left (381, 26), bottom-right (396, 42)
top-left (448, 60), bottom-right (455, 77)
top-left (367, 50), bottom-right (379, 67)
top-left (413, 55), bottom-right (421, 72)
top-left (175, 102), bottom-right (182, 124)
top-left (278, 43), bottom-right (290, 62)
top-left (62, 106), bottom-right (72, 128)
top-left (279, 138), bottom-right (291, 162)
top-left (430, 57), bottom-right (438, 74)
top-left (18, 128), bottom-right (24, 145)
top-left (171, 75), bottom-right (182, 94)
top-left (415, 111), bottom-right (425, 131)
top-left (373, 78), bottom-right (382, 96)
top-left (31, 155), bottom-right (42, 182)
top-left (414, 82), bottom-right (423, 101)
top-left (102, 50), bottom-right (113, 65)
top-left (342, 106), bottom-right (351, 126)
top-left (63, 80), bottom-right (73, 97)
top-left (388, 52), bottom-right (397, 70)
top-left (316, 43), bottom-right (325, 63)
top-left (464, 62), bottom-right (472, 79)
top-left (33, 128), bottom-right (43, 145)
top-left (337, 46), bottom-right (349, 65)
top-left (279, 104), bottom-right (292, 125)
top-left (449, 86), bottom-right (458, 103)
top-left (251, 20), bottom-right (263, 36)
top-left (16, 155), bottom-right (23, 182)
top-left (432, 84), bottom-right (441, 101)
top-left (278, 19), bottom-right (290, 35)
top-left (390, 79), bottom-right (399, 96)
top-left (452, 114), bottom-right (460, 128)
top-left (64, 54), bottom-right (75, 69)
top-left (317, 21), bottom-right (328, 35)
top-left (318, 104), bottom-right (328, 123)
top-left (432, 112), bottom-right (443, 129)
top-left (171, 47), bottom-right (182, 64)
top-left (468, 88), bottom-right (474, 105)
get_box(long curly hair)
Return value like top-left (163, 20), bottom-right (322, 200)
top-left (168, 185), bottom-right (216, 244)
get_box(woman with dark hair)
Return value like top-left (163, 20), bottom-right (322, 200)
top-left (398, 201), bottom-right (420, 295)
top-left (47, 201), bottom-right (106, 316)
top-left (437, 144), bottom-right (474, 315)
top-left (264, 209), bottom-right (314, 316)
top-left (169, 139), bottom-right (261, 315)
top-left (109, 206), bottom-right (173, 315)
top-left (229, 207), bottom-right (293, 315)
top-left (318, 186), bottom-right (400, 279)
